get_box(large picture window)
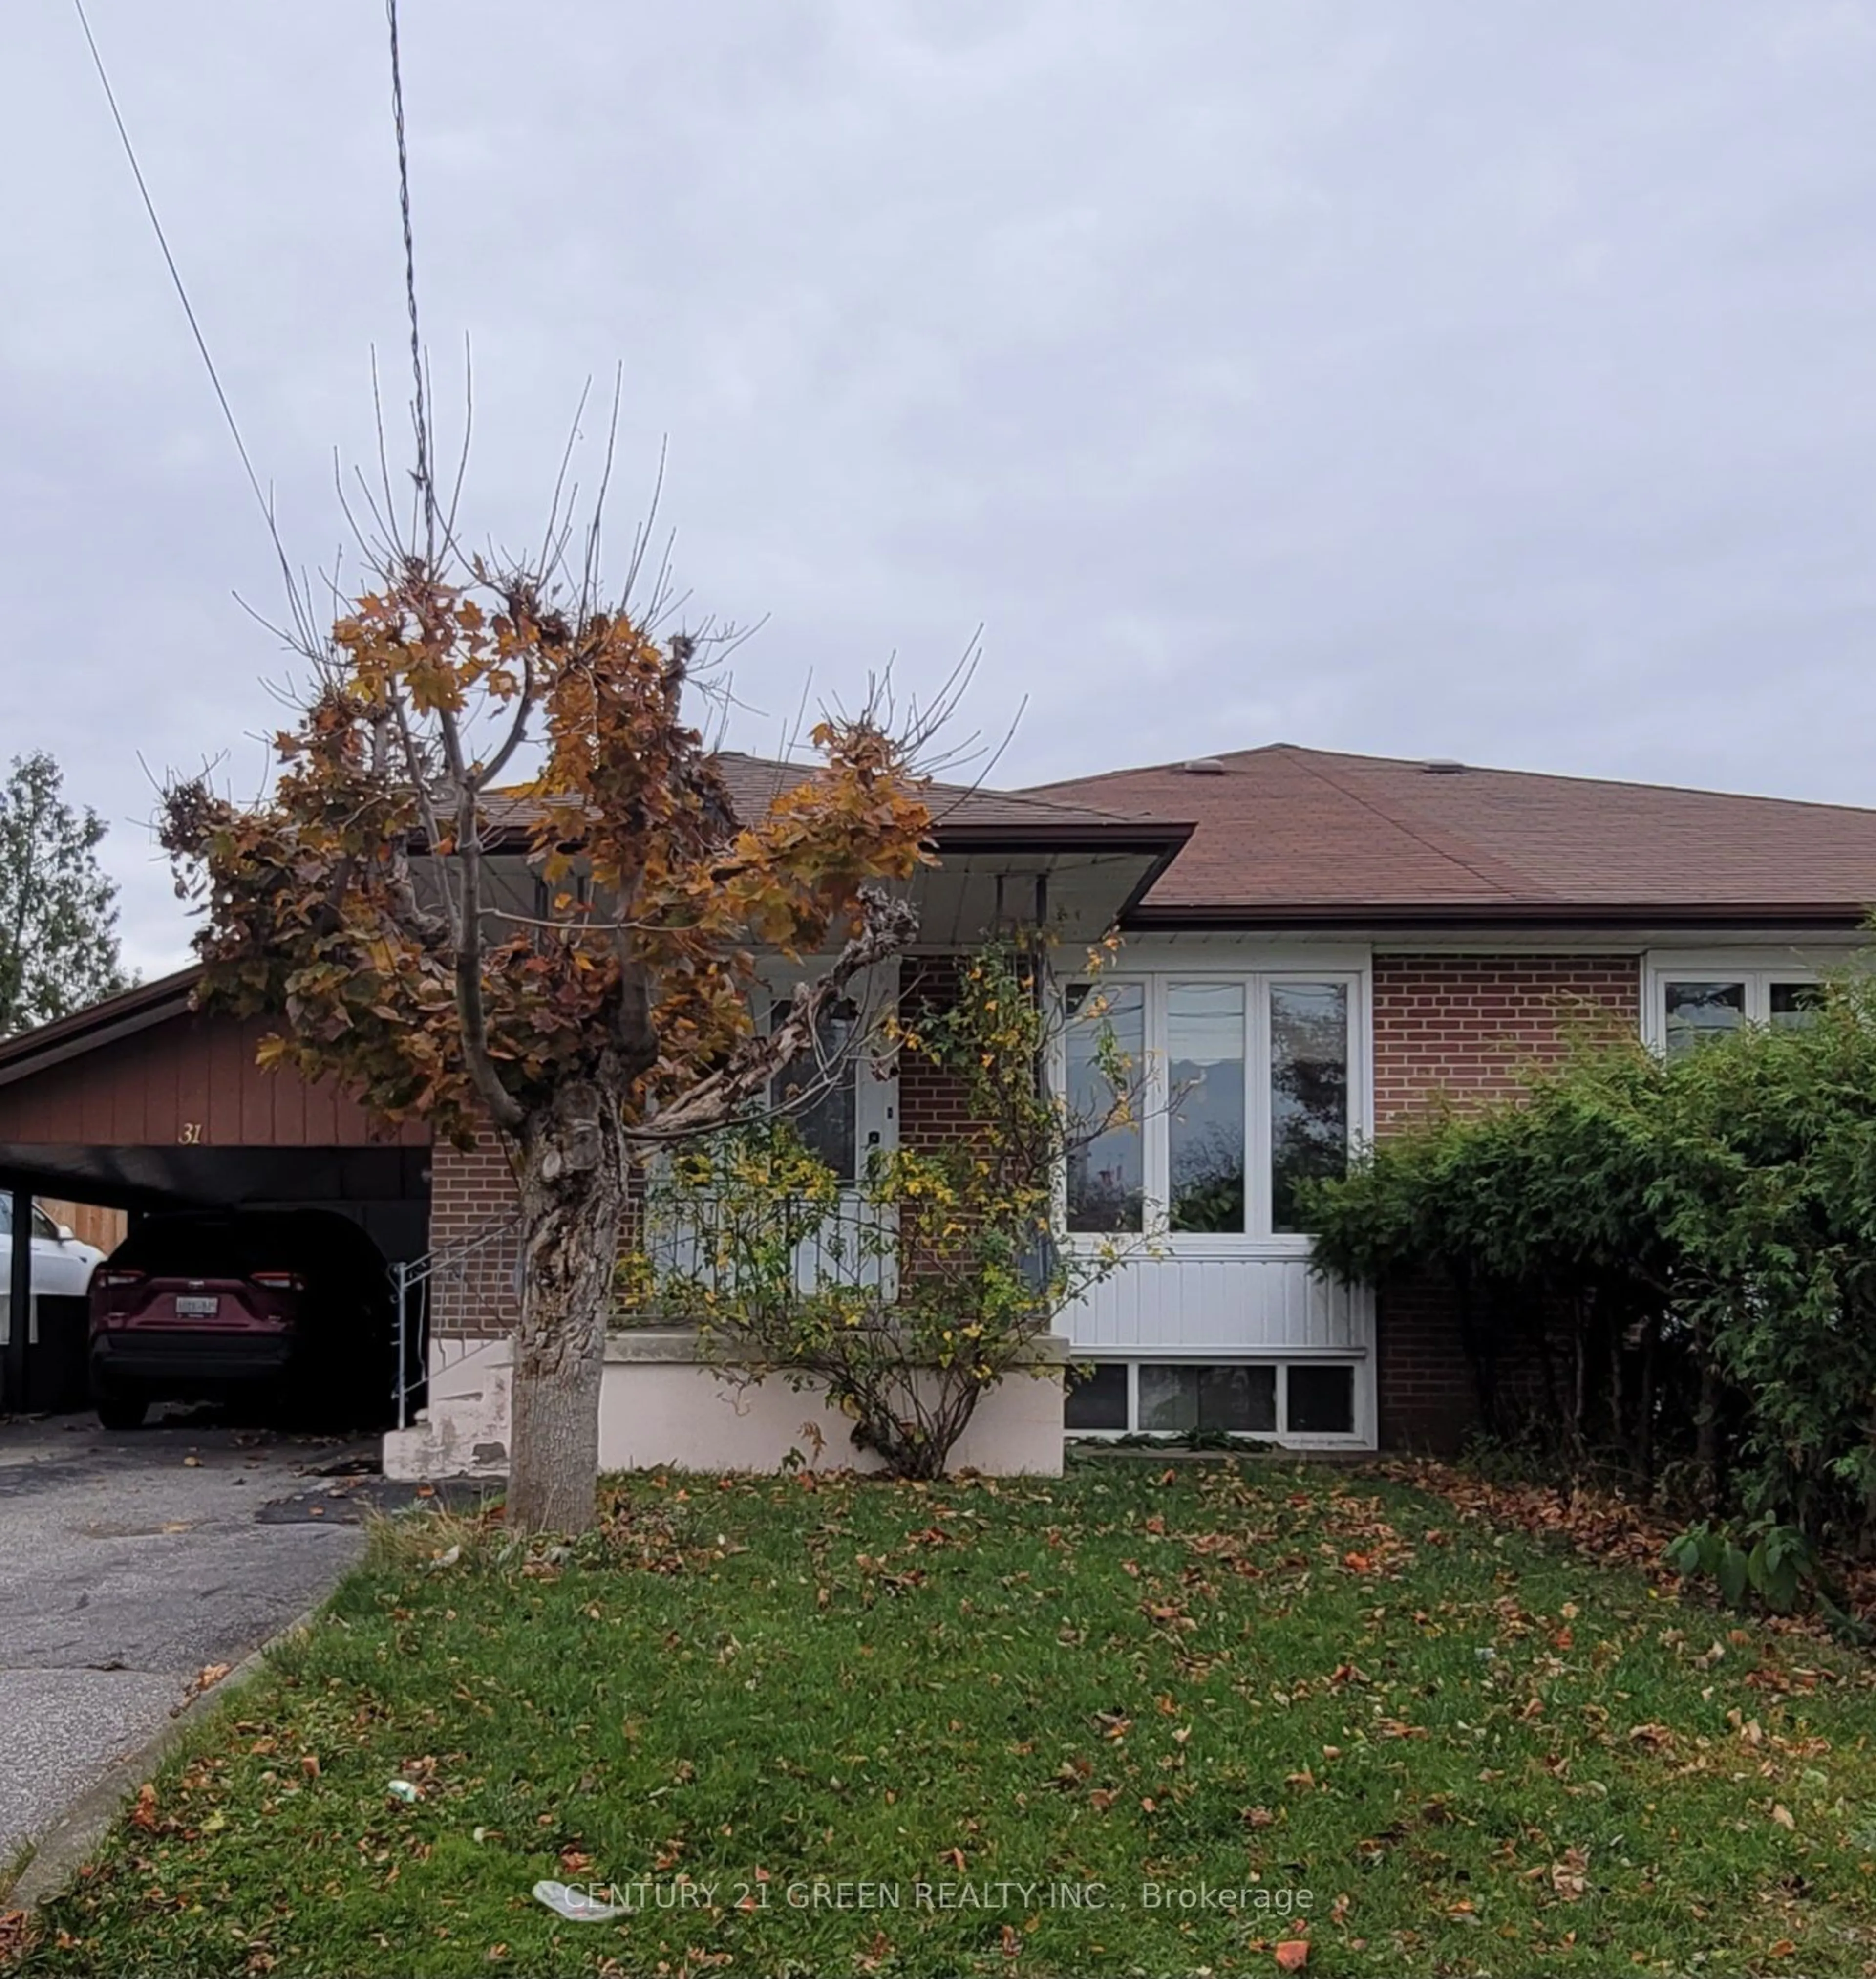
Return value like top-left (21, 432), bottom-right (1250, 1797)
top-left (1062, 971), bottom-right (1361, 1241)
top-left (1065, 982), bottom-right (1145, 1232)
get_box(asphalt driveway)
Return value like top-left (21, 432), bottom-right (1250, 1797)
top-left (0, 1410), bottom-right (371, 1865)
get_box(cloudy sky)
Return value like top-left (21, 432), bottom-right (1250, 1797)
top-left (5, 1), bottom-right (1874, 977)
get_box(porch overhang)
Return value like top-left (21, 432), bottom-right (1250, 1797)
top-left (907, 824), bottom-right (1193, 948)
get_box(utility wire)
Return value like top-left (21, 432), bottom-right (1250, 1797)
top-left (70, 0), bottom-right (305, 628)
top-left (385, 0), bottom-right (436, 560)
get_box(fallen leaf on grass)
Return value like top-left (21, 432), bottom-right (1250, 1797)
top-left (1274, 1938), bottom-right (1310, 1971)
top-left (1550, 1849), bottom-right (1589, 1900)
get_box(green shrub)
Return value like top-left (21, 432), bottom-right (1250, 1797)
top-left (1305, 965), bottom-right (1876, 1551)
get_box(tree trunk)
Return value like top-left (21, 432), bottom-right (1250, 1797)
top-left (506, 1079), bottom-right (627, 1535)
top-left (1695, 1355), bottom-right (1725, 1515)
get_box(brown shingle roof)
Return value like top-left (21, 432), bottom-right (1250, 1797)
top-left (1027, 744), bottom-right (1876, 926)
top-left (712, 753), bottom-right (1140, 838)
top-left (485, 751), bottom-right (1154, 846)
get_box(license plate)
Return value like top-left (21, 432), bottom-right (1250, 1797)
top-left (174, 1295), bottom-right (220, 1318)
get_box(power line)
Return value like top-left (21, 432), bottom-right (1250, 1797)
top-left (384, 0), bottom-right (437, 558)
top-left (70, 0), bottom-right (302, 615)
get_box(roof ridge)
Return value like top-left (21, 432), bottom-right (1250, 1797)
top-left (1289, 751), bottom-right (1555, 904)
top-left (1027, 741), bottom-right (1876, 820)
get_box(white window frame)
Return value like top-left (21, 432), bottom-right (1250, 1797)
top-left (1055, 964), bottom-right (1372, 1259)
top-left (1063, 1355), bottom-right (1367, 1445)
top-left (1642, 949), bottom-right (1835, 1056)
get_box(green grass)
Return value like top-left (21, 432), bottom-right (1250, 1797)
top-left (11, 1457), bottom-right (1876, 1977)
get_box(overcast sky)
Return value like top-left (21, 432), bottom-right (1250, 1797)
top-left (5, 2), bottom-right (1874, 978)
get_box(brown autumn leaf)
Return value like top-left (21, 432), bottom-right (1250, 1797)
top-left (1550, 1848), bottom-right (1589, 1900)
top-left (1274, 1938), bottom-right (1310, 1971)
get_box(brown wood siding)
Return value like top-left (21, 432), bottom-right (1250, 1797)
top-left (0, 1011), bottom-right (428, 1150)
top-left (38, 1199), bottom-right (128, 1251)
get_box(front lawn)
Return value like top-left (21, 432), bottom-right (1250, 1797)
top-left (11, 1459), bottom-right (1876, 1977)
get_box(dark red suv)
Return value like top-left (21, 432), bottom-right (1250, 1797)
top-left (88, 1210), bottom-right (393, 1430)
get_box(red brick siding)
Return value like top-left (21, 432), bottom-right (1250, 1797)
top-left (896, 959), bottom-right (975, 1157)
top-left (1373, 954), bottom-right (1639, 1131)
top-left (428, 1124), bottom-right (522, 1337)
top-left (1372, 953), bottom-right (1640, 1449)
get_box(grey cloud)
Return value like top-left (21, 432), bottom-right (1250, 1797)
top-left (2, 0), bottom-right (1872, 975)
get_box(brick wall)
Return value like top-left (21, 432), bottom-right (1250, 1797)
top-left (896, 958), bottom-right (974, 1157)
top-left (1372, 952), bottom-right (1640, 1449)
top-left (428, 1124), bottom-right (522, 1337)
top-left (1372, 953), bottom-right (1639, 1131)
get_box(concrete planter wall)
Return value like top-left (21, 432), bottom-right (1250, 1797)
top-left (383, 1329), bottom-right (1068, 1481)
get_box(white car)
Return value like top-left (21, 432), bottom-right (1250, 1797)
top-left (0, 1199), bottom-right (107, 1346)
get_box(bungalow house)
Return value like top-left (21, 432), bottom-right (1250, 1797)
top-left (3, 741), bottom-right (1875, 1470)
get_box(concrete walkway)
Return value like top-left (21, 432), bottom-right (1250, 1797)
top-left (0, 1410), bottom-right (368, 1864)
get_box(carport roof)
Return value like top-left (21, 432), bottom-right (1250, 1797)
top-left (0, 970), bottom-right (200, 1088)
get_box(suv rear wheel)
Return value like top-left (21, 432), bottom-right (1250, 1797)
top-left (95, 1395), bottom-right (149, 1431)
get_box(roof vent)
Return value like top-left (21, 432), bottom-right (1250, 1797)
top-left (1179, 757), bottom-right (1227, 775)
top-left (1421, 758), bottom-right (1466, 775)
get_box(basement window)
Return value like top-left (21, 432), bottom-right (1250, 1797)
top-left (1064, 1360), bottom-right (1358, 1439)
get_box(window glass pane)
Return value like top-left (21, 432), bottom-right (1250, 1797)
top-left (1199, 1364), bottom-right (1276, 1432)
top-left (1270, 983), bottom-right (1349, 1233)
top-left (770, 999), bottom-right (858, 1183)
top-left (1138, 1364), bottom-right (1276, 1432)
top-left (1138, 1363), bottom-right (1197, 1431)
top-left (1168, 983), bottom-right (1246, 1233)
top-left (1770, 982), bottom-right (1823, 1030)
top-left (1663, 981), bottom-right (1745, 1057)
top-left (1065, 982), bottom-right (1144, 1233)
top-left (31, 1205), bottom-right (59, 1242)
top-left (1286, 1364), bottom-right (1355, 1434)
top-left (1064, 1362), bottom-right (1129, 1430)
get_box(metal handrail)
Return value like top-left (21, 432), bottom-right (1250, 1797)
top-left (390, 1215), bottom-right (522, 1430)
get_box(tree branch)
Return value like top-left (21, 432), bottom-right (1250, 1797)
top-left (433, 693), bottom-right (525, 1135)
top-left (625, 887), bottom-right (917, 1145)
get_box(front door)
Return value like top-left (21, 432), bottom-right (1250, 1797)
top-left (764, 968), bottom-right (898, 1298)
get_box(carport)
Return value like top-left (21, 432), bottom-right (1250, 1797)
top-left (0, 971), bottom-right (430, 1413)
